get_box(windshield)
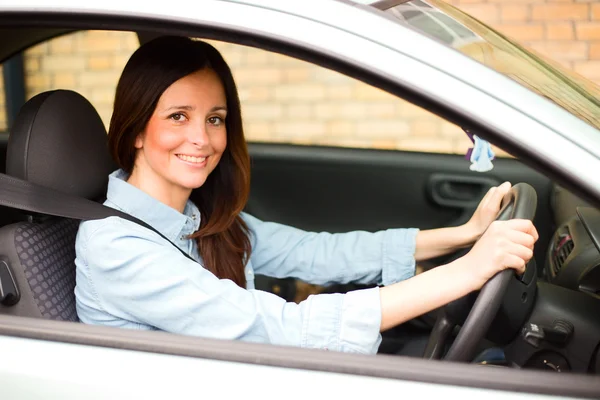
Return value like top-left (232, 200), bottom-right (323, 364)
top-left (379, 0), bottom-right (600, 130)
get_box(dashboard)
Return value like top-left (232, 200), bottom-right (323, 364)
top-left (546, 186), bottom-right (600, 298)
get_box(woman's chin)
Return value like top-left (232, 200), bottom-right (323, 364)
top-left (177, 176), bottom-right (209, 191)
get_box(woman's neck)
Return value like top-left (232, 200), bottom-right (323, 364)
top-left (127, 168), bottom-right (190, 214)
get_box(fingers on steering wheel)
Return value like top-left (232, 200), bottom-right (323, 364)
top-left (504, 253), bottom-right (528, 274)
top-left (505, 229), bottom-right (536, 250)
top-left (505, 219), bottom-right (539, 242)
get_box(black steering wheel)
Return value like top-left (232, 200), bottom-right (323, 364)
top-left (423, 182), bottom-right (537, 362)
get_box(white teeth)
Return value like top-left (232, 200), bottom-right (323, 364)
top-left (177, 154), bottom-right (207, 163)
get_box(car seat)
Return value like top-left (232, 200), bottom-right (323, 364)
top-left (0, 90), bottom-right (115, 320)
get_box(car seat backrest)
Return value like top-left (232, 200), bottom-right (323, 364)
top-left (0, 90), bottom-right (115, 320)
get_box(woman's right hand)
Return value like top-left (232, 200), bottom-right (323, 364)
top-left (378, 218), bottom-right (538, 331)
top-left (458, 219), bottom-right (539, 292)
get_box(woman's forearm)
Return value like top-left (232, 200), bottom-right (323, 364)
top-left (380, 218), bottom-right (538, 332)
top-left (414, 224), bottom-right (478, 261)
top-left (379, 258), bottom-right (474, 331)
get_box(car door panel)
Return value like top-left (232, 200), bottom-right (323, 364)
top-left (246, 143), bottom-right (553, 269)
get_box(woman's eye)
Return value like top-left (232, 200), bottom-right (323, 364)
top-left (169, 113), bottom-right (187, 122)
top-left (208, 116), bottom-right (224, 126)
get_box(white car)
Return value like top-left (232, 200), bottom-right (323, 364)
top-left (0, 0), bottom-right (599, 399)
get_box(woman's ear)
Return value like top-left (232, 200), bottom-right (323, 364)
top-left (134, 132), bottom-right (144, 149)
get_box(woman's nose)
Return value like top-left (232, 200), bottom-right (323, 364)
top-left (188, 122), bottom-right (209, 146)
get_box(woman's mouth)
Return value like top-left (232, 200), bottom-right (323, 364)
top-left (176, 154), bottom-right (208, 165)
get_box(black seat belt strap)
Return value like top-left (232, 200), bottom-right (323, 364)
top-left (0, 173), bottom-right (197, 263)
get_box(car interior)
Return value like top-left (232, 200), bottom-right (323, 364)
top-left (0, 26), bottom-right (599, 377)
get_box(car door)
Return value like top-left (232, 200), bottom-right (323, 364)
top-left (208, 42), bottom-right (554, 285)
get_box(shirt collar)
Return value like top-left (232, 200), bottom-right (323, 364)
top-left (106, 169), bottom-right (201, 243)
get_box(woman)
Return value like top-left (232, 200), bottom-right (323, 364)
top-left (74, 36), bottom-right (537, 354)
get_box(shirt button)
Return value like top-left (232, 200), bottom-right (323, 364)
top-left (192, 214), bottom-right (197, 220)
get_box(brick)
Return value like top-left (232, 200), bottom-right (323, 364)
top-left (244, 50), bottom-right (269, 66)
top-left (49, 34), bottom-right (75, 54)
top-left (42, 55), bottom-right (86, 71)
top-left (546, 23), bottom-right (575, 40)
top-left (242, 104), bottom-right (283, 120)
top-left (238, 87), bottom-right (271, 102)
top-left (25, 74), bottom-right (51, 89)
top-left (285, 104), bottom-right (311, 119)
top-left (531, 4), bottom-right (589, 21)
top-left (500, 5), bottom-right (530, 22)
top-left (90, 88), bottom-right (116, 105)
top-left (274, 84), bottom-right (326, 101)
top-left (322, 85), bottom-right (350, 100)
top-left (398, 138), bottom-right (455, 154)
top-left (456, 4), bottom-right (500, 22)
top-left (327, 121), bottom-right (356, 137)
top-left (371, 139), bottom-right (400, 150)
top-left (313, 103), bottom-right (339, 119)
top-left (575, 23), bottom-right (600, 40)
top-left (574, 61), bottom-right (600, 78)
top-left (119, 32), bottom-right (139, 51)
top-left (528, 41), bottom-right (588, 60)
top-left (112, 54), bottom-right (132, 69)
top-left (364, 102), bottom-right (398, 118)
top-left (233, 68), bottom-right (282, 85)
top-left (53, 73), bottom-right (77, 87)
top-left (487, 0), bottom-right (545, 3)
top-left (440, 121), bottom-right (465, 137)
top-left (25, 42), bottom-right (48, 56)
top-left (355, 120), bottom-right (409, 138)
top-left (411, 119), bottom-right (441, 136)
top-left (88, 56), bottom-right (113, 70)
top-left (499, 23), bottom-right (544, 41)
top-left (590, 42), bottom-right (600, 59)
top-left (81, 36), bottom-right (122, 53)
top-left (448, 0), bottom-right (482, 5)
top-left (78, 71), bottom-right (120, 87)
top-left (312, 67), bottom-right (350, 83)
top-left (284, 68), bottom-right (310, 82)
top-left (24, 57), bottom-right (40, 73)
top-left (273, 121), bottom-right (326, 137)
top-left (244, 122), bottom-right (273, 142)
top-left (593, 4), bottom-right (600, 20)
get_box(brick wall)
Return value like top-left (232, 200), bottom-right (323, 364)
top-left (447, 0), bottom-right (600, 81)
top-left (0, 0), bottom-right (598, 157)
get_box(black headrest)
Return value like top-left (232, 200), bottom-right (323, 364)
top-left (6, 90), bottom-right (116, 200)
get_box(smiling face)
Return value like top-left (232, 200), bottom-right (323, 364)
top-left (128, 68), bottom-right (228, 210)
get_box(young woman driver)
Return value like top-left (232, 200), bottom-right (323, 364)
top-left (75, 36), bottom-right (538, 354)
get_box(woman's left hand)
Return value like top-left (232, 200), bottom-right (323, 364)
top-left (464, 181), bottom-right (512, 242)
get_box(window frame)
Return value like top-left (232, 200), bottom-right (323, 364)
top-left (0, 5), bottom-right (598, 398)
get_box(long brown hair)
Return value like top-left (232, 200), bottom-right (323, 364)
top-left (108, 36), bottom-right (251, 287)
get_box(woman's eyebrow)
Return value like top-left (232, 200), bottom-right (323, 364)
top-left (162, 105), bottom-right (227, 112)
top-left (163, 105), bottom-right (195, 112)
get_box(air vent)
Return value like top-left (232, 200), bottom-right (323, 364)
top-left (552, 228), bottom-right (574, 276)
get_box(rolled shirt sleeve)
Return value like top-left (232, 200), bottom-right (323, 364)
top-left (243, 212), bottom-right (419, 287)
top-left (75, 217), bottom-right (383, 354)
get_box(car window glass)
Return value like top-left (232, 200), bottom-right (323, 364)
top-left (206, 40), bottom-right (508, 157)
top-left (0, 30), bottom-right (139, 132)
top-left (0, 32), bottom-right (507, 157)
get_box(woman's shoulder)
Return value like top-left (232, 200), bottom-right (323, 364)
top-left (76, 215), bottom-right (163, 251)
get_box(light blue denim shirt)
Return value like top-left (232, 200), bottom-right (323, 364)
top-left (75, 169), bottom-right (419, 354)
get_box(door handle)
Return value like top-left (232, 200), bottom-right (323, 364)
top-left (428, 173), bottom-right (500, 208)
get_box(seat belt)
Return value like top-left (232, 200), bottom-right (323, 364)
top-left (0, 172), bottom-right (198, 263)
